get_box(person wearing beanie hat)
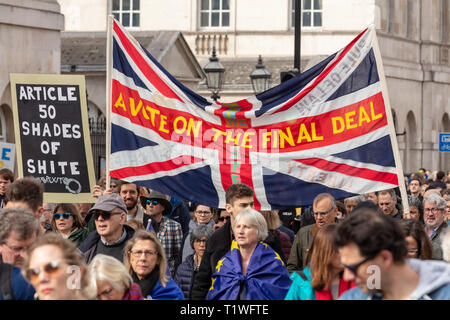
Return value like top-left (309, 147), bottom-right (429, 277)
top-left (140, 190), bottom-right (182, 276)
top-left (78, 193), bottom-right (135, 264)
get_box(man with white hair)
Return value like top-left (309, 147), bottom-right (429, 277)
top-left (423, 193), bottom-right (448, 260)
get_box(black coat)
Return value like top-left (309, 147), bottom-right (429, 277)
top-left (78, 224), bottom-right (135, 264)
top-left (174, 254), bottom-right (196, 299)
top-left (190, 221), bottom-right (285, 300)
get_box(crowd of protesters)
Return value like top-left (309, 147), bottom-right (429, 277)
top-left (0, 166), bottom-right (449, 300)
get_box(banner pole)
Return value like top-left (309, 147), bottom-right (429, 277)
top-left (370, 26), bottom-right (410, 216)
top-left (105, 15), bottom-right (114, 189)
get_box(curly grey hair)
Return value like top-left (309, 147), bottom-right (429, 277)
top-left (190, 224), bottom-right (214, 249)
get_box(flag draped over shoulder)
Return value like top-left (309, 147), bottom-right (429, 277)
top-left (108, 18), bottom-right (400, 210)
top-left (205, 240), bottom-right (292, 300)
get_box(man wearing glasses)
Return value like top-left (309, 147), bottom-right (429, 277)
top-left (0, 208), bottom-right (38, 300)
top-left (78, 193), bottom-right (135, 264)
top-left (287, 193), bottom-right (337, 274)
top-left (423, 193), bottom-right (448, 260)
top-left (335, 207), bottom-right (450, 300)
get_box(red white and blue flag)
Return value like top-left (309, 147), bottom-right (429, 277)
top-left (108, 18), bottom-right (401, 210)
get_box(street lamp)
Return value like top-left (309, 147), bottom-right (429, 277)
top-left (250, 55), bottom-right (271, 94)
top-left (203, 47), bottom-right (225, 102)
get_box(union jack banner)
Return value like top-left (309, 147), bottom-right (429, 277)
top-left (107, 18), bottom-right (403, 210)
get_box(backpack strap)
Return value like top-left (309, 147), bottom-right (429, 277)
top-left (295, 269), bottom-right (308, 281)
top-left (0, 263), bottom-right (14, 300)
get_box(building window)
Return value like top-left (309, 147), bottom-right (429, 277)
top-left (291, 0), bottom-right (322, 28)
top-left (200, 0), bottom-right (230, 28)
top-left (112, 0), bottom-right (140, 27)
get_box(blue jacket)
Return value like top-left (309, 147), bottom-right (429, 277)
top-left (284, 267), bottom-right (315, 300)
top-left (147, 278), bottom-right (185, 300)
top-left (174, 254), bottom-right (196, 299)
top-left (168, 197), bottom-right (190, 235)
top-left (340, 259), bottom-right (450, 300)
top-left (0, 264), bottom-right (35, 300)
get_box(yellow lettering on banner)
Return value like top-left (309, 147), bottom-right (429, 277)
top-left (279, 127), bottom-right (295, 149)
top-left (114, 93), bottom-right (126, 111)
top-left (159, 115), bottom-right (169, 133)
top-left (311, 122), bottom-right (324, 141)
top-left (187, 118), bottom-right (202, 138)
top-left (211, 128), bottom-right (226, 141)
top-left (174, 116), bottom-right (187, 134)
top-left (358, 106), bottom-right (371, 126)
top-left (370, 101), bottom-right (382, 120)
top-left (262, 132), bottom-right (271, 149)
top-left (345, 111), bottom-right (357, 129)
top-left (332, 116), bottom-right (345, 134)
top-left (146, 106), bottom-right (160, 127)
top-left (272, 130), bottom-right (278, 148)
top-left (129, 98), bottom-right (143, 117)
top-left (225, 131), bottom-right (241, 146)
top-left (242, 131), bottom-right (255, 148)
top-left (297, 123), bottom-right (312, 143)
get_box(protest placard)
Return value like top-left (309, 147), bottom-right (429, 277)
top-left (10, 74), bottom-right (96, 203)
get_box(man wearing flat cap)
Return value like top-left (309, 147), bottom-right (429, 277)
top-left (78, 193), bottom-right (135, 264)
top-left (141, 190), bottom-right (183, 276)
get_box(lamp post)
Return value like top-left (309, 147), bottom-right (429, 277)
top-left (281, 0), bottom-right (301, 83)
top-left (250, 55), bottom-right (271, 94)
top-left (203, 47), bottom-right (225, 102)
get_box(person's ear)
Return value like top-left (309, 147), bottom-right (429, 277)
top-left (377, 249), bottom-right (394, 268)
top-left (36, 206), bottom-right (44, 220)
top-left (225, 203), bottom-right (232, 215)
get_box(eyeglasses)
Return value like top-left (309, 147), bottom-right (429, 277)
top-left (194, 239), bottom-right (207, 244)
top-left (94, 210), bottom-right (122, 221)
top-left (424, 207), bottom-right (443, 214)
top-left (130, 250), bottom-right (158, 258)
top-left (53, 213), bottom-right (74, 220)
top-left (25, 261), bottom-right (62, 284)
top-left (3, 242), bottom-right (31, 253)
top-left (146, 199), bottom-right (159, 206)
top-left (342, 256), bottom-right (373, 276)
top-left (313, 207), bottom-right (335, 217)
top-left (407, 248), bottom-right (419, 254)
top-left (195, 211), bottom-right (212, 216)
top-left (218, 216), bottom-right (230, 222)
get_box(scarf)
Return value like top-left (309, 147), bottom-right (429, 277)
top-left (206, 240), bottom-right (292, 300)
top-left (132, 265), bottom-right (160, 298)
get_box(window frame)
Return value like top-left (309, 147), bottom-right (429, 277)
top-left (111, 0), bottom-right (140, 29)
top-left (290, 0), bottom-right (323, 29)
top-left (198, 0), bottom-right (231, 30)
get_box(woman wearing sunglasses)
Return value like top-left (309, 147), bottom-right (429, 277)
top-left (124, 229), bottom-right (184, 300)
top-left (22, 233), bottom-right (95, 300)
top-left (285, 224), bottom-right (356, 300)
top-left (51, 203), bottom-right (94, 246)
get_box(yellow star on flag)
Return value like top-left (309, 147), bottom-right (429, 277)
top-left (230, 240), bottom-right (240, 252)
top-left (215, 258), bottom-right (225, 272)
top-left (209, 277), bottom-right (216, 291)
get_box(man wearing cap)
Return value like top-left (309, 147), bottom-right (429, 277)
top-left (141, 190), bottom-right (183, 276)
top-left (78, 193), bottom-right (135, 264)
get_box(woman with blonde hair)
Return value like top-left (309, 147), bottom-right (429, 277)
top-left (285, 224), bottom-right (355, 300)
top-left (89, 254), bottom-right (144, 300)
top-left (123, 230), bottom-right (184, 300)
top-left (22, 233), bottom-right (95, 300)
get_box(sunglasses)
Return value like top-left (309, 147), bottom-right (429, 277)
top-left (342, 256), bottom-right (373, 276)
top-left (53, 213), bottom-right (74, 220)
top-left (145, 199), bottom-right (159, 206)
top-left (93, 210), bottom-right (122, 221)
top-left (26, 261), bottom-right (62, 284)
top-left (218, 216), bottom-right (230, 222)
